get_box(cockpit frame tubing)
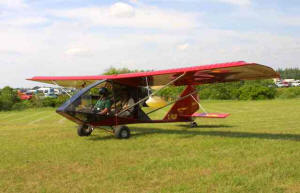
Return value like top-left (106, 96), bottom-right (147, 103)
top-left (116, 72), bottom-right (186, 116)
top-left (56, 79), bottom-right (107, 113)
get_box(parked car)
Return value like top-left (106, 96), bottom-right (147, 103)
top-left (18, 91), bottom-right (32, 100)
top-left (275, 82), bottom-right (289, 87)
top-left (291, 82), bottom-right (300, 87)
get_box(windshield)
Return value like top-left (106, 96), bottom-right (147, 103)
top-left (56, 80), bottom-right (150, 125)
top-left (66, 81), bottom-right (112, 114)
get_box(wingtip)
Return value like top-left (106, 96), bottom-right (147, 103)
top-left (26, 77), bottom-right (35, 81)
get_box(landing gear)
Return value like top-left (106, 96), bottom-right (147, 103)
top-left (77, 124), bottom-right (130, 139)
top-left (190, 121), bottom-right (198, 128)
top-left (77, 125), bottom-right (93, 136)
top-left (113, 125), bottom-right (131, 139)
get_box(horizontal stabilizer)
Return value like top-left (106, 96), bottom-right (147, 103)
top-left (181, 113), bottom-right (230, 118)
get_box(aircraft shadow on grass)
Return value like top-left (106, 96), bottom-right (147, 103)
top-left (88, 124), bottom-right (300, 142)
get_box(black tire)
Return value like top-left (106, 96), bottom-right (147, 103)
top-left (190, 121), bottom-right (198, 128)
top-left (77, 125), bottom-right (93, 137)
top-left (114, 126), bottom-right (130, 139)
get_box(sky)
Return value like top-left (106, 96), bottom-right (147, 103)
top-left (0, 0), bottom-right (300, 87)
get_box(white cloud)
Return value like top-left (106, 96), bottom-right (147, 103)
top-left (217, 0), bottom-right (251, 6)
top-left (50, 2), bottom-right (199, 30)
top-left (110, 2), bottom-right (135, 17)
top-left (1, 1), bottom-right (300, 88)
top-left (0, 0), bottom-right (27, 8)
top-left (277, 15), bottom-right (300, 27)
top-left (0, 17), bottom-right (48, 26)
top-left (65, 47), bottom-right (92, 56)
top-left (177, 43), bottom-right (189, 51)
top-left (228, 8), bottom-right (300, 27)
top-left (1, 24), bottom-right (300, 87)
top-left (129, 0), bottom-right (138, 3)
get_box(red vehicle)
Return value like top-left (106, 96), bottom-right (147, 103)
top-left (28, 61), bottom-right (279, 139)
top-left (18, 91), bottom-right (33, 100)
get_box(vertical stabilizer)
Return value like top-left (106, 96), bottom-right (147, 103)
top-left (163, 85), bottom-right (199, 121)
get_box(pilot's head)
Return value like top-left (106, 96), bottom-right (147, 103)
top-left (99, 87), bottom-right (108, 97)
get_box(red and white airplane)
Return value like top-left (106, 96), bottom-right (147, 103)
top-left (28, 61), bottom-right (279, 139)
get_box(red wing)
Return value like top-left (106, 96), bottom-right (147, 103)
top-left (27, 61), bottom-right (279, 88)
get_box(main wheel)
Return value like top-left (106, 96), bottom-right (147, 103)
top-left (114, 126), bottom-right (130, 139)
top-left (190, 121), bottom-right (198, 128)
top-left (77, 125), bottom-right (93, 136)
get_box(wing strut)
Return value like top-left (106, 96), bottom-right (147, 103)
top-left (188, 95), bottom-right (230, 119)
top-left (52, 80), bottom-right (72, 97)
top-left (117, 72), bottom-right (186, 116)
top-left (191, 95), bottom-right (207, 114)
top-left (145, 77), bottom-right (151, 97)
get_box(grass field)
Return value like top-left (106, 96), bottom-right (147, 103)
top-left (0, 99), bottom-right (300, 193)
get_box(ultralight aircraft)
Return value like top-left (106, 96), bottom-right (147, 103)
top-left (28, 61), bottom-right (279, 139)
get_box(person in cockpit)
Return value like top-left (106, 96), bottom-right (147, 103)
top-left (93, 87), bottom-right (111, 115)
top-left (118, 90), bottom-right (135, 118)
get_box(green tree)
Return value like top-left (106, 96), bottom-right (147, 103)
top-left (276, 87), bottom-right (300, 99)
top-left (12, 100), bottom-right (33, 110)
top-left (42, 97), bottom-right (57, 107)
top-left (103, 67), bottom-right (140, 75)
top-left (0, 86), bottom-right (19, 110)
top-left (238, 81), bottom-right (276, 100)
top-left (55, 95), bottom-right (70, 107)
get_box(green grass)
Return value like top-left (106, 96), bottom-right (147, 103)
top-left (0, 99), bottom-right (300, 193)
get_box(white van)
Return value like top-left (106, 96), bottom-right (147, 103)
top-left (37, 88), bottom-right (57, 98)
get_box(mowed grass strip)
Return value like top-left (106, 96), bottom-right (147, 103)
top-left (0, 99), bottom-right (300, 193)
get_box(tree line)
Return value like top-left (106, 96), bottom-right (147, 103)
top-left (277, 68), bottom-right (300, 79)
top-left (0, 87), bottom-right (68, 111)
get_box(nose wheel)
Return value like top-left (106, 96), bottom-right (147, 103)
top-left (190, 121), bottom-right (198, 128)
top-left (77, 125), bottom-right (93, 136)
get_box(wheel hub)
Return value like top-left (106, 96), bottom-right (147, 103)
top-left (121, 130), bottom-right (128, 138)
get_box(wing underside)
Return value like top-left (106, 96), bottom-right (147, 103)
top-left (27, 61), bottom-right (279, 88)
